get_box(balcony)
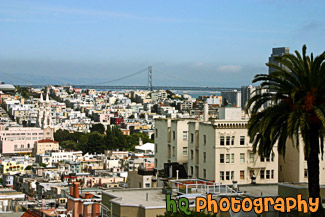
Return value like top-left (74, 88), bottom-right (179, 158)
top-left (14, 148), bottom-right (33, 152)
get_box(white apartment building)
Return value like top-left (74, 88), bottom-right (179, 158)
top-left (154, 107), bottom-right (278, 185)
top-left (38, 151), bottom-right (83, 165)
top-left (279, 137), bottom-right (325, 184)
top-left (187, 120), bottom-right (278, 184)
top-left (154, 118), bottom-right (190, 170)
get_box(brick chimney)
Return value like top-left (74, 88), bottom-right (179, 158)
top-left (83, 204), bottom-right (89, 217)
top-left (69, 185), bottom-right (74, 197)
top-left (84, 192), bottom-right (91, 199)
top-left (92, 203), bottom-right (100, 217)
top-left (73, 182), bottom-right (79, 198)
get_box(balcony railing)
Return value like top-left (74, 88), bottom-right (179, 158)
top-left (14, 148), bottom-right (33, 152)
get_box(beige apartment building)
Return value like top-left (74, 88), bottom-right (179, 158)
top-left (154, 118), bottom-right (190, 170)
top-left (33, 139), bottom-right (59, 155)
top-left (279, 137), bottom-right (325, 184)
top-left (187, 119), bottom-right (278, 184)
top-left (154, 107), bottom-right (278, 185)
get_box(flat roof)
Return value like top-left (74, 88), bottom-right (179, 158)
top-left (103, 188), bottom-right (166, 209)
top-left (238, 184), bottom-right (278, 197)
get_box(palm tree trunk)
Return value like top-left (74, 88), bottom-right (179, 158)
top-left (307, 127), bottom-right (323, 217)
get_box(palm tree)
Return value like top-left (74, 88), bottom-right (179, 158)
top-left (246, 45), bottom-right (325, 217)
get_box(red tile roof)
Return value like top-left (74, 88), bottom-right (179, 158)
top-left (21, 210), bottom-right (43, 217)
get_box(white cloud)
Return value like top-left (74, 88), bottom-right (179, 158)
top-left (217, 65), bottom-right (242, 73)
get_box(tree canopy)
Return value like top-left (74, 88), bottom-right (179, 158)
top-left (90, 123), bottom-right (105, 134)
top-left (54, 125), bottom-right (153, 154)
top-left (246, 45), bottom-right (325, 217)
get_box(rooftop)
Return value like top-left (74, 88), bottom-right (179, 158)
top-left (103, 188), bottom-right (166, 208)
top-left (238, 184), bottom-right (278, 197)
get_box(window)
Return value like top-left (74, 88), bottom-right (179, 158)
top-left (231, 171), bottom-right (234, 180)
top-left (271, 170), bottom-right (274, 179)
top-left (220, 136), bottom-right (224, 146)
top-left (250, 170), bottom-right (254, 178)
top-left (240, 171), bottom-right (245, 180)
top-left (145, 183), bottom-right (150, 188)
top-left (266, 156), bottom-right (270, 162)
top-left (226, 154), bottom-right (230, 163)
top-left (240, 136), bottom-right (245, 145)
top-left (249, 153), bottom-right (254, 163)
top-left (226, 171), bottom-right (230, 180)
top-left (204, 135), bottom-right (207, 145)
top-left (173, 131), bottom-right (176, 140)
top-left (183, 131), bottom-right (188, 140)
top-left (220, 154), bottom-right (224, 163)
top-left (260, 156), bottom-right (265, 162)
top-left (191, 166), bottom-right (193, 175)
top-left (183, 147), bottom-right (188, 156)
top-left (260, 170), bottom-right (265, 179)
top-left (191, 133), bottom-right (194, 143)
top-left (203, 152), bottom-right (206, 163)
top-left (226, 136), bottom-right (230, 145)
top-left (191, 150), bottom-right (194, 160)
top-left (203, 169), bottom-right (206, 179)
top-left (155, 144), bottom-right (158, 153)
top-left (155, 129), bottom-right (158, 138)
top-left (220, 171), bottom-right (224, 181)
top-left (231, 136), bottom-right (235, 145)
top-left (231, 153), bottom-right (234, 163)
top-left (240, 153), bottom-right (245, 163)
top-left (266, 170), bottom-right (270, 179)
top-left (304, 169), bottom-right (308, 178)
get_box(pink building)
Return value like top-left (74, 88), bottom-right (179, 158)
top-left (0, 126), bottom-right (53, 155)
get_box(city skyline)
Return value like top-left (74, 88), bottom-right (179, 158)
top-left (1, 0), bottom-right (325, 86)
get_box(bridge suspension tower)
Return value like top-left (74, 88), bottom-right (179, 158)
top-left (148, 66), bottom-right (152, 91)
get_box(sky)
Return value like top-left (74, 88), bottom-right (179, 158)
top-left (1, 0), bottom-right (325, 87)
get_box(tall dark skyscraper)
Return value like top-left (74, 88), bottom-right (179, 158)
top-left (268, 47), bottom-right (289, 74)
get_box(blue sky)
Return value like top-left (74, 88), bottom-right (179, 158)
top-left (1, 0), bottom-right (325, 86)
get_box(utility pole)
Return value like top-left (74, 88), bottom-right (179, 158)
top-left (148, 66), bottom-right (152, 91)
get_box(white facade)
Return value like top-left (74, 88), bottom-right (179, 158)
top-left (218, 107), bottom-right (242, 120)
top-left (279, 137), bottom-right (325, 184)
top-left (187, 120), bottom-right (278, 184)
top-left (154, 118), bottom-right (190, 170)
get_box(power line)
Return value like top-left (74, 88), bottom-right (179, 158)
top-left (89, 68), bottom-right (148, 85)
top-left (0, 70), bottom-right (42, 85)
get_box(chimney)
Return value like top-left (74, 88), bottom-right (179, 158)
top-left (85, 192), bottom-right (92, 199)
top-left (70, 185), bottom-right (74, 197)
top-left (73, 182), bottom-right (79, 198)
top-left (83, 204), bottom-right (89, 217)
top-left (92, 203), bottom-right (100, 217)
top-left (203, 103), bottom-right (209, 122)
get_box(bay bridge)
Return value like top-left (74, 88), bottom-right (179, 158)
top-left (0, 66), bottom-right (241, 92)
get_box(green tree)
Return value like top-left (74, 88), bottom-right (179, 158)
top-left (246, 45), bottom-right (325, 217)
top-left (54, 129), bottom-right (71, 143)
top-left (105, 125), bottom-right (116, 150)
top-left (112, 125), bottom-right (126, 149)
top-left (60, 140), bottom-right (78, 150)
top-left (87, 132), bottom-right (106, 154)
top-left (39, 163), bottom-right (47, 168)
top-left (90, 123), bottom-right (105, 134)
top-left (15, 86), bottom-right (31, 99)
top-left (125, 133), bottom-right (154, 151)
